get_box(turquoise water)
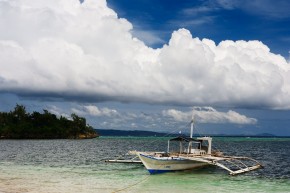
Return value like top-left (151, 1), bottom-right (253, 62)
top-left (0, 137), bottom-right (290, 193)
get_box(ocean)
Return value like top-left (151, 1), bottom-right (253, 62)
top-left (0, 137), bottom-right (290, 193)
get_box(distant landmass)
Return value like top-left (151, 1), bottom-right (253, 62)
top-left (96, 129), bottom-right (168, 137)
top-left (0, 104), bottom-right (99, 139)
top-left (96, 129), bottom-right (282, 138)
top-left (255, 133), bottom-right (276, 137)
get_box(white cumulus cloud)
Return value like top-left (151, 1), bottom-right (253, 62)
top-left (71, 105), bottom-right (119, 117)
top-left (162, 107), bottom-right (257, 124)
top-left (0, 0), bottom-right (290, 109)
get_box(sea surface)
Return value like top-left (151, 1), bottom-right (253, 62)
top-left (0, 137), bottom-right (290, 193)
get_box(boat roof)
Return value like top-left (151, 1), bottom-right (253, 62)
top-left (169, 136), bottom-right (201, 143)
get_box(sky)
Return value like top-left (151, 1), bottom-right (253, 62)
top-left (0, 0), bottom-right (290, 136)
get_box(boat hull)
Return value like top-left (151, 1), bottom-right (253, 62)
top-left (138, 153), bottom-right (209, 174)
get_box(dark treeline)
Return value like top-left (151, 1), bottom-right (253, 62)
top-left (0, 104), bottom-right (98, 139)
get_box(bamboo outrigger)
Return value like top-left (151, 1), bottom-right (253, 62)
top-left (105, 152), bottom-right (142, 164)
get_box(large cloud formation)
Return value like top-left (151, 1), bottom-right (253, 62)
top-left (0, 0), bottom-right (290, 109)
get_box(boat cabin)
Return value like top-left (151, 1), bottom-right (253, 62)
top-left (167, 136), bottom-right (212, 155)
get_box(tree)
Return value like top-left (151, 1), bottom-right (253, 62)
top-left (0, 104), bottom-right (98, 139)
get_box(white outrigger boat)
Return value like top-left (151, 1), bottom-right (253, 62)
top-left (106, 119), bottom-right (263, 175)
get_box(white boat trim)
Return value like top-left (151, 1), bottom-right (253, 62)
top-left (137, 153), bottom-right (209, 174)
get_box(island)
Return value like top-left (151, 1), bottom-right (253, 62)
top-left (0, 104), bottom-right (99, 139)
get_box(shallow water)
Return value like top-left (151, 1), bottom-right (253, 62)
top-left (0, 137), bottom-right (290, 193)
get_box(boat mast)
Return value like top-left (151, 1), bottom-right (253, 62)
top-left (190, 115), bottom-right (194, 138)
top-left (188, 114), bottom-right (194, 153)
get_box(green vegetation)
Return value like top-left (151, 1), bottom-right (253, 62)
top-left (0, 104), bottom-right (99, 139)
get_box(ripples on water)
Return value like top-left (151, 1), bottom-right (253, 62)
top-left (0, 137), bottom-right (290, 193)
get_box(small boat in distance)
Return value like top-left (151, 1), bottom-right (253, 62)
top-left (136, 119), bottom-right (263, 175)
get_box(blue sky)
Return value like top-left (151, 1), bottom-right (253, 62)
top-left (108, 0), bottom-right (290, 57)
top-left (0, 0), bottom-right (290, 136)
